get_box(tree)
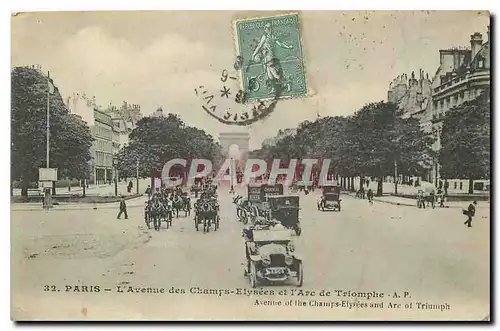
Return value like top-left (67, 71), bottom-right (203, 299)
top-left (11, 66), bottom-right (94, 196)
top-left (347, 102), bottom-right (434, 196)
top-left (117, 113), bottom-right (222, 189)
top-left (440, 89), bottom-right (490, 194)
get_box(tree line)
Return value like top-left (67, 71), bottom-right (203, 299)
top-left (11, 66), bottom-right (221, 196)
top-left (250, 90), bottom-right (490, 196)
top-left (11, 65), bottom-right (489, 197)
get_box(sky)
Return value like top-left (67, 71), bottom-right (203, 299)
top-left (11, 10), bottom-right (489, 150)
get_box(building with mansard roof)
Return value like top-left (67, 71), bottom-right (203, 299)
top-left (428, 26), bottom-right (490, 187)
top-left (385, 25), bottom-right (490, 190)
top-left (387, 69), bottom-right (433, 121)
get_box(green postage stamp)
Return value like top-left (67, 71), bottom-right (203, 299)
top-left (234, 13), bottom-right (308, 102)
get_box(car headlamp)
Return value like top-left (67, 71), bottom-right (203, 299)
top-left (285, 255), bottom-right (294, 266)
top-left (262, 256), bottom-right (271, 266)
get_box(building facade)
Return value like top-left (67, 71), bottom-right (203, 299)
top-left (387, 26), bottom-right (490, 191)
top-left (429, 27), bottom-right (490, 187)
top-left (388, 69), bottom-right (432, 121)
top-left (387, 69), bottom-right (433, 182)
top-left (105, 102), bottom-right (142, 150)
top-left (66, 93), bottom-right (115, 184)
top-left (152, 107), bottom-right (165, 117)
top-left (92, 110), bottom-right (114, 184)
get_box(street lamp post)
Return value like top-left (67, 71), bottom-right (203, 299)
top-left (136, 159), bottom-right (139, 195)
top-left (112, 155), bottom-right (118, 197)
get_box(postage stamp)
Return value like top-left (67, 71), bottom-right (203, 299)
top-left (234, 13), bottom-right (307, 102)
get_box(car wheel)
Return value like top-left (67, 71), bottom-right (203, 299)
top-left (249, 261), bottom-right (258, 288)
top-left (295, 261), bottom-right (303, 287)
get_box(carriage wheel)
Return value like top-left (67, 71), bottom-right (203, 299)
top-left (295, 261), bottom-right (303, 287)
top-left (250, 205), bottom-right (259, 222)
top-left (249, 261), bottom-right (258, 288)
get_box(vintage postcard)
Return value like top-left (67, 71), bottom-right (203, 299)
top-left (11, 10), bottom-right (490, 321)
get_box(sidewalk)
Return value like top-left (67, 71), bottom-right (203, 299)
top-left (10, 195), bottom-right (148, 212)
top-left (12, 179), bottom-right (150, 197)
top-left (371, 195), bottom-right (490, 209)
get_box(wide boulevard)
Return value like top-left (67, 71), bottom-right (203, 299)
top-left (11, 187), bottom-right (490, 320)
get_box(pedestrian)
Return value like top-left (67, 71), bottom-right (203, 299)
top-left (444, 180), bottom-right (449, 197)
top-left (367, 188), bottom-right (374, 205)
top-left (145, 185), bottom-right (152, 198)
top-left (463, 201), bottom-right (477, 228)
top-left (117, 196), bottom-right (128, 219)
top-left (429, 191), bottom-right (435, 209)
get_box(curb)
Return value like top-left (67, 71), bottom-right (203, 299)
top-left (346, 193), bottom-right (488, 209)
top-left (11, 195), bottom-right (147, 212)
top-left (11, 204), bottom-right (146, 212)
top-left (372, 198), bottom-right (488, 209)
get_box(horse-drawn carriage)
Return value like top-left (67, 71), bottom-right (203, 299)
top-left (242, 226), bottom-right (303, 288)
top-left (194, 195), bottom-right (220, 232)
top-left (144, 197), bottom-right (173, 231)
top-left (317, 185), bottom-right (342, 211)
top-left (144, 188), bottom-right (191, 231)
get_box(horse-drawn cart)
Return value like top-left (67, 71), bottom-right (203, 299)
top-left (194, 197), bottom-right (220, 232)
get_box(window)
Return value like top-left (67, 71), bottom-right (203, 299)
top-left (460, 182), bottom-right (463, 190)
top-left (454, 182), bottom-right (457, 189)
top-left (477, 55), bottom-right (484, 69)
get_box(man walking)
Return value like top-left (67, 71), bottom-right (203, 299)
top-left (367, 188), bottom-right (374, 205)
top-left (464, 201), bottom-right (477, 228)
top-left (117, 196), bottom-right (128, 219)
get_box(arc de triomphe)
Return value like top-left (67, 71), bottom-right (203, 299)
top-left (218, 132), bottom-right (250, 167)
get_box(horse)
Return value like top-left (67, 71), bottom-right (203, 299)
top-left (197, 201), bottom-right (218, 233)
top-left (150, 199), bottom-right (164, 231)
top-left (233, 195), bottom-right (251, 224)
top-left (144, 201), bottom-right (152, 229)
top-left (180, 194), bottom-right (191, 216)
top-left (171, 194), bottom-right (184, 218)
top-left (163, 199), bottom-right (174, 226)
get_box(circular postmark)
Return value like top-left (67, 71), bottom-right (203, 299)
top-left (195, 56), bottom-right (285, 126)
